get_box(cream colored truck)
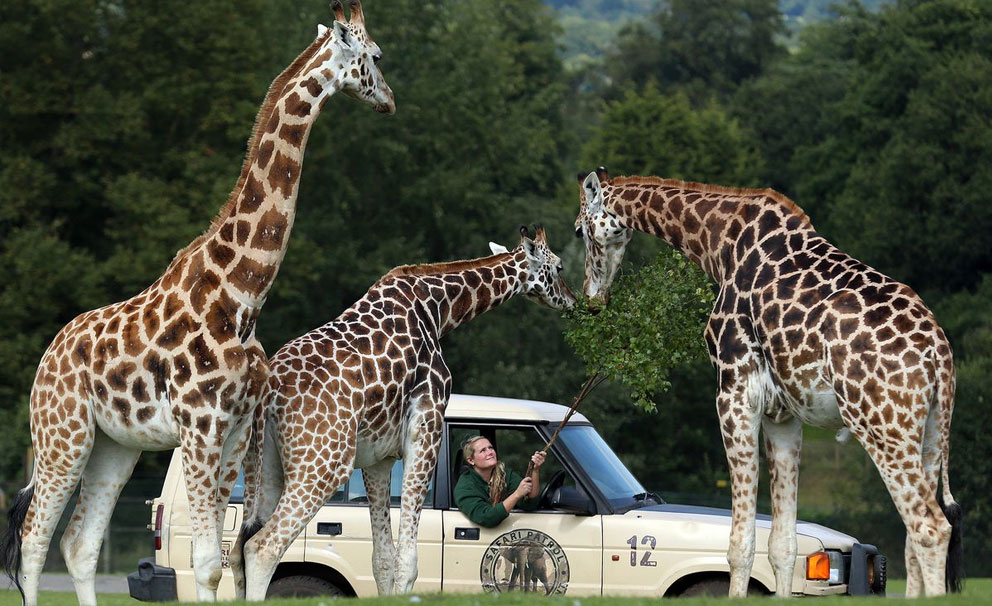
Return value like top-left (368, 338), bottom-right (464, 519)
top-left (127, 394), bottom-right (886, 600)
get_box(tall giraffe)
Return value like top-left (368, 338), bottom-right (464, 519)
top-left (574, 169), bottom-right (963, 597)
top-left (0, 3), bottom-right (393, 605)
top-left (231, 226), bottom-right (575, 600)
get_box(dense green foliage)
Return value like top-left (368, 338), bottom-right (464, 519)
top-left (565, 251), bottom-right (713, 410)
top-left (1, 0), bottom-right (990, 580)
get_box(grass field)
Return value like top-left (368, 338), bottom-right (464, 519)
top-left (3, 579), bottom-right (991, 606)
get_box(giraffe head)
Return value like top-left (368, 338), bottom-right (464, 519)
top-left (575, 169), bottom-right (633, 307)
top-left (319, 0), bottom-right (395, 114)
top-left (490, 225), bottom-right (576, 310)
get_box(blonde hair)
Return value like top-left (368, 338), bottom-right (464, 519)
top-left (462, 436), bottom-right (506, 505)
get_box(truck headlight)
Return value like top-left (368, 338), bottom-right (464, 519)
top-left (806, 550), bottom-right (844, 584)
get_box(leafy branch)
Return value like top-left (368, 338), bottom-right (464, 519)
top-left (564, 250), bottom-right (714, 411)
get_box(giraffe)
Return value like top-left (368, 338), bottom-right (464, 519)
top-left (0, 3), bottom-right (393, 605)
top-left (231, 226), bottom-right (575, 600)
top-left (574, 169), bottom-right (963, 597)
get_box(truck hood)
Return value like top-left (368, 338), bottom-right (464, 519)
top-left (632, 504), bottom-right (859, 551)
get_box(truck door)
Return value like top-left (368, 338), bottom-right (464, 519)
top-left (441, 424), bottom-right (603, 596)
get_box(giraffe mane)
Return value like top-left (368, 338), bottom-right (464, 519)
top-left (607, 175), bottom-right (814, 229)
top-left (164, 30), bottom-right (333, 268)
top-left (379, 252), bottom-right (515, 282)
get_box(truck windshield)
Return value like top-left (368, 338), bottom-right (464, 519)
top-left (557, 425), bottom-right (649, 509)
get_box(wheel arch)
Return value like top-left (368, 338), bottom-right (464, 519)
top-left (663, 571), bottom-right (772, 597)
top-left (272, 562), bottom-right (357, 597)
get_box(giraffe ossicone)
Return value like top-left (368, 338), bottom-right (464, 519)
top-left (231, 226), bottom-right (575, 600)
top-left (0, 3), bottom-right (393, 605)
top-left (575, 169), bottom-right (962, 598)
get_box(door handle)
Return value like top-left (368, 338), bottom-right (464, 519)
top-left (317, 522), bottom-right (342, 536)
top-left (454, 527), bottom-right (480, 540)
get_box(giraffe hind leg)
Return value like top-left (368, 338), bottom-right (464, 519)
top-left (15, 454), bottom-right (91, 606)
top-left (363, 458), bottom-right (397, 595)
top-left (60, 428), bottom-right (141, 606)
top-left (843, 404), bottom-right (951, 596)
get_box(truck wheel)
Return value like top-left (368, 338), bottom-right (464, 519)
top-left (679, 578), bottom-right (764, 597)
top-left (266, 575), bottom-right (346, 598)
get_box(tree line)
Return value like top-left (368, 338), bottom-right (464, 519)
top-left (1, 0), bottom-right (989, 576)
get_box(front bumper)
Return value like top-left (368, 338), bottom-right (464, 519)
top-left (127, 557), bottom-right (178, 602)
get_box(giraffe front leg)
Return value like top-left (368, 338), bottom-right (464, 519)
top-left (363, 458), bottom-right (397, 595)
top-left (762, 414), bottom-right (803, 597)
top-left (393, 397), bottom-right (445, 594)
top-left (717, 385), bottom-right (763, 598)
top-left (179, 433), bottom-right (226, 601)
top-left (60, 429), bottom-right (141, 606)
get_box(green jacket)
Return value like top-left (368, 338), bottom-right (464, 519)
top-left (454, 467), bottom-right (540, 528)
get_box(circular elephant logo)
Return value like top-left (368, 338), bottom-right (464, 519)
top-left (480, 529), bottom-right (570, 595)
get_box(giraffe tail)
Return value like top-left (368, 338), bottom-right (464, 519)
top-left (935, 336), bottom-right (963, 594)
top-left (1, 480), bottom-right (35, 601)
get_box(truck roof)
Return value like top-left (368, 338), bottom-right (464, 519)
top-left (446, 393), bottom-right (590, 424)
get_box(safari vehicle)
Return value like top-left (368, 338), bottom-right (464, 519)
top-left (128, 394), bottom-right (886, 600)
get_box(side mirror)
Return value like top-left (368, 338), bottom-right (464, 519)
top-left (550, 486), bottom-right (595, 516)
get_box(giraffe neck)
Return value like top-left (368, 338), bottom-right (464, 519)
top-left (383, 251), bottom-right (526, 338)
top-left (604, 177), bottom-right (814, 283)
top-left (169, 33), bottom-right (343, 313)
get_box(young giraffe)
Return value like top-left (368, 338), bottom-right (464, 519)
top-left (232, 226), bottom-right (575, 600)
top-left (575, 169), bottom-right (963, 597)
top-left (0, 4), bottom-right (393, 605)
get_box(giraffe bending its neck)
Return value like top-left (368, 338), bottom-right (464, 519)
top-left (230, 226), bottom-right (574, 600)
top-left (576, 172), bottom-right (962, 598)
top-left (0, 4), bottom-right (393, 605)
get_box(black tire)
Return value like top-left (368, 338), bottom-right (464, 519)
top-left (266, 575), bottom-right (346, 598)
top-left (679, 578), bottom-right (765, 597)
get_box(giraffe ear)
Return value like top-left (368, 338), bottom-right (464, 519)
top-left (583, 171), bottom-right (604, 215)
top-left (489, 242), bottom-right (510, 255)
top-left (332, 20), bottom-right (352, 48)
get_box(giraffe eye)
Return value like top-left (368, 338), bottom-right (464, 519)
top-left (556, 264), bottom-right (563, 273)
top-left (372, 53), bottom-right (382, 65)
top-left (574, 226), bottom-right (582, 239)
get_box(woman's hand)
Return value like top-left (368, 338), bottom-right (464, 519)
top-left (515, 477), bottom-right (533, 498)
top-left (531, 451), bottom-right (546, 469)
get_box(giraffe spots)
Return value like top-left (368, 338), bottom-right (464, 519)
top-left (265, 109), bottom-right (281, 133)
top-left (189, 269), bottom-right (221, 315)
top-left (144, 352), bottom-right (169, 399)
top-left (112, 397), bottom-right (132, 425)
top-left (106, 361), bottom-right (137, 391)
top-left (188, 335), bottom-right (219, 373)
top-left (301, 76), bottom-right (322, 97)
top-left (267, 151), bottom-right (299, 197)
top-left (131, 377), bottom-right (149, 403)
top-left (282, 91), bottom-right (313, 117)
top-left (279, 122), bottom-right (307, 148)
top-left (72, 337), bottom-right (92, 366)
top-left (156, 313), bottom-right (198, 349)
top-left (121, 320), bottom-right (145, 357)
top-left (207, 240), bottom-right (236, 269)
top-left (135, 406), bottom-right (155, 423)
top-left (163, 292), bottom-right (184, 322)
top-left (229, 256), bottom-right (275, 296)
top-left (236, 220), bottom-right (252, 246)
top-left (239, 173), bottom-right (266, 215)
top-left (219, 222), bottom-right (235, 243)
top-left (174, 353), bottom-right (192, 387)
top-left (758, 209), bottom-right (781, 234)
top-left (250, 207), bottom-right (289, 251)
top-left (761, 233), bottom-right (788, 262)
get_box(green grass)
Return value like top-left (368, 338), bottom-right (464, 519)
top-left (4, 579), bottom-right (992, 606)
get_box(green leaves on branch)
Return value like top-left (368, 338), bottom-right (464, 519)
top-left (564, 250), bottom-right (714, 412)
